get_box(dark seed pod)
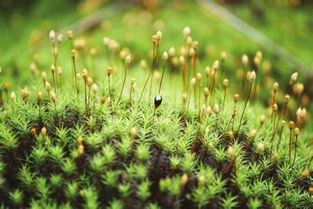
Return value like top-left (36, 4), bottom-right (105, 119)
top-left (154, 95), bottom-right (162, 108)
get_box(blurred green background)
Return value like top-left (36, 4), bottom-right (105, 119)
top-left (0, 0), bottom-right (312, 95)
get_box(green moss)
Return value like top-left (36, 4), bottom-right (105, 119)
top-left (0, 21), bottom-right (313, 209)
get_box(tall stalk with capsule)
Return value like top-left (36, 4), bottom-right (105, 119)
top-left (237, 71), bottom-right (256, 134)
top-left (117, 55), bottom-right (131, 104)
top-left (139, 31), bottom-right (162, 103)
top-left (153, 51), bottom-right (168, 116)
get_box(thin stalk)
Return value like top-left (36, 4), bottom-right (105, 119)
top-left (51, 43), bottom-right (58, 91)
top-left (206, 74), bottom-right (210, 89)
top-left (187, 87), bottom-right (192, 113)
top-left (204, 94), bottom-right (208, 106)
top-left (276, 126), bottom-right (285, 150)
top-left (271, 91), bottom-right (277, 122)
top-left (158, 61), bottom-right (166, 95)
top-left (88, 87), bottom-right (91, 111)
top-left (117, 62), bottom-right (128, 104)
top-left (149, 43), bottom-right (159, 98)
top-left (181, 62), bottom-right (187, 92)
top-left (91, 56), bottom-right (95, 80)
top-left (51, 68), bottom-right (57, 93)
top-left (191, 55), bottom-right (197, 107)
top-left (129, 86), bottom-right (133, 106)
top-left (241, 71), bottom-right (246, 91)
top-left (58, 73), bottom-right (62, 92)
top-left (186, 57), bottom-right (191, 91)
top-left (282, 103), bottom-right (288, 120)
top-left (292, 135), bottom-right (298, 167)
top-left (209, 72), bottom-right (216, 106)
top-left (270, 112), bottom-right (278, 152)
top-left (54, 57), bottom-right (59, 90)
top-left (108, 74), bottom-right (111, 97)
top-left (191, 52), bottom-right (196, 78)
top-left (138, 71), bottom-right (152, 103)
top-left (72, 53), bottom-right (79, 95)
top-left (222, 88), bottom-right (226, 112)
top-left (198, 83), bottom-right (201, 111)
top-left (153, 57), bottom-right (167, 117)
top-left (139, 42), bottom-right (157, 103)
top-left (272, 99), bottom-right (289, 151)
top-left (84, 82), bottom-right (88, 114)
top-left (289, 129), bottom-right (293, 164)
top-left (227, 100), bottom-right (237, 131)
top-left (237, 81), bottom-right (253, 133)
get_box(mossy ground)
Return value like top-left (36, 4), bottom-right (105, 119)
top-left (0, 1), bottom-right (313, 209)
top-left (0, 29), bottom-right (313, 208)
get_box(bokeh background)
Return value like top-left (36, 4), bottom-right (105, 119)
top-left (0, 0), bottom-right (313, 103)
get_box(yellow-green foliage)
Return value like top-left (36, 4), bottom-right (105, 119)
top-left (0, 28), bottom-right (312, 209)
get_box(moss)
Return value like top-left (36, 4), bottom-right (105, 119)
top-left (0, 27), bottom-right (312, 209)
